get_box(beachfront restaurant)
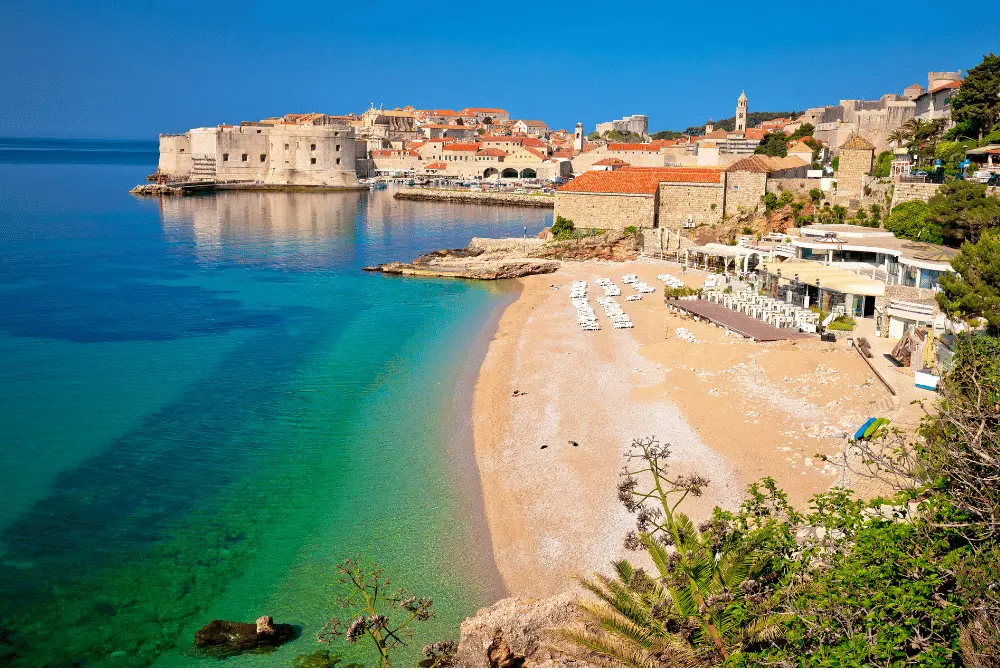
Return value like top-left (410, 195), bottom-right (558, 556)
top-left (683, 243), bottom-right (772, 274)
top-left (759, 260), bottom-right (884, 323)
top-left (790, 224), bottom-right (956, 291)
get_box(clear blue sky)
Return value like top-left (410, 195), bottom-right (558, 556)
top-left (0, 0), bottom-right (995, 139)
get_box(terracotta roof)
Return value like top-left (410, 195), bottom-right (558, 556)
top-left (482, 136), bottom-right (523, 143)
top-left (558, 167), bottom-right (722, 195)
top-left (424, 162), bottom-right (448, 170)
top-left (841, 133), bottom-right (875, 151)
top-left (607, 143), bottom-right (656, 151)
top-left (928, 80), bottom-right (961, 94)
top-left (522, 137), bottom-right (547, 148)
top-left (476, 148), bottom-right (508, 157)
top-left (701, 129), bottom-right (729, 140)
top-left (593, 158), bottom-right (630, 166)
top-left (787, 141), bottom-right (814, 154)
top-left (443, 143), bottom-right (480, 152)
top-left (523, 148), bottom-right (547, 160)
top-left (462, 107), bottom-right (508, 114)
top-left (744, 128), bottom-right (766, 140)
top-left (726, 155), bottom-right (809, 173)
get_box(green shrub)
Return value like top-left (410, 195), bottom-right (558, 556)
top-left (828, 315), bottom-right (856, 331)
top-left (551, 215), bottom-right (575, 240)
top-left (622, 225), bottom-right (638, 237)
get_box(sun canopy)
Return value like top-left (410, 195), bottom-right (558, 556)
top-left (767, 261), bottom-right (885, 296)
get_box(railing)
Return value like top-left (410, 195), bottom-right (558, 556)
top-left (889, 299), bottom-right (935, 317)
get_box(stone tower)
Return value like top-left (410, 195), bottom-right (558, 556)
top-left (573, 122), bottom-right (584, 153)
top-left (735, 91), bottom-right (748, 134)
top-left (837, 133), bottom-right (875, 201)
top-left (704, 118), bottom-right (714, 134)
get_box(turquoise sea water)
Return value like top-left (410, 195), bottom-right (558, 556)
top-left (0, 140), bottom-right (551, 667)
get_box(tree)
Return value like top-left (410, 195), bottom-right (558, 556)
top-left (551, 215), bottom-right (575, 240)
top-left (808, 188), bottom-right (823, 205)
top-left (587, 131), bottom-right (600, 141)
top-left (556, 439), bottom-right (791, 666)
top-left (787, 123), bottom-right (815, 141)
top-left (755, 132), bottom-right (788, 157)
top-left (317, 557), bottom-right (441, 667)
top-left (888, 127), bottom-right (909, 148)
top-left (937, 231), bottom-right (1000, 333)
top-left (874, 150), bottom-right (894, 178)
top-left (951, 53), bottom-right (1000, 140)
top-left (926, 180), bottom-right (1000, 244)
top-left (885, 200), bottom-right (943, 243)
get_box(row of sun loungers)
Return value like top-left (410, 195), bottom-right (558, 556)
top-left (596, 297), bottom-right (633, 329)
top-left (623, 274), bottom-right (656, 294)
top-left (704, 288), bottom-right (821, 331)
top-left (656, 273), bottom-right (686, 290)
top-left (570, 281), bottom-right (600, 330)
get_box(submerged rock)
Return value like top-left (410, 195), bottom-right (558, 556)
top-left (193, 616), bottom-right (295, 655)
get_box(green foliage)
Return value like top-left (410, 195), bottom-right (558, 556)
top-left (885, 200), bottom-right (943, 243)
top-left (664, 286), bottom-right (702, 299)
top-left (831, 156), bottom-right (840, 172)
top-left (950, 52), bottom-right (1000, 138)
top-left (943, 118), bottom-right (979, 141)
top-left (827, 315), bottom-right (856, 331)
top-left (787, 123), bottom-right (815, 141)
top-left (586, 131), bottom-right (600, 141)
top-left (604, 129), bottom-right (647, 142)
top-left (551, 215), bottom-right (575, 240)
top-left (680, 111), bottom-right (799, 135)
top-left (317, 557), bottom-right (437, 667)
top-left (808, 188), bottom-right (823, 204)
top-left (755, 132), bottom-right (788, 157)
top-left (623, 225), bottom-right (639, 237)
top-left (651, 129), bottom-right (685, 140)
top-left (937, 232), bottom-right (1000, 333)
top-left (294, 650), bottom-right (343, 668)
top-left (926, 180), bottom-right (1000, 244)
top-left (874, 150), bottom-right (894, 178)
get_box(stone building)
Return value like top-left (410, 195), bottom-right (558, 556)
top-left (157, 114), bottom-right (360, 187)
top-left (460, 108), bottom-right (510, 124)
top-left (735, 91), bottom-right (748, 133)
top-left (553, 156), bottom-right (807, 232)
top-left (594, 114), bottom-right (650, 139)
top-left (835, 133), bottom-right (875, 201)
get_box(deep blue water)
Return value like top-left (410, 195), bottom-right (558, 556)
top-left (0, 142), bottom-right (551, 667)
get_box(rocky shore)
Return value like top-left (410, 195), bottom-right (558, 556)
top-left (363, 232), bottom-right (640, 280)
top-left (393, 189), bottom-right (555, 208)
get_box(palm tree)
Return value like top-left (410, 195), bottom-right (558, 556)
top-left (554, 439), bottom-right (792, 666)
top-left (887, 128), bottom-right (909, 149)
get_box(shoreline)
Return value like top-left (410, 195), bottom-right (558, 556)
top-left (471, 260), bottom-right (893, 597)
top-left (394, 188), bottom-right (555, 208)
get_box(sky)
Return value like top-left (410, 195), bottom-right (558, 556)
top-left (0, 0), bottom-right (996, 140)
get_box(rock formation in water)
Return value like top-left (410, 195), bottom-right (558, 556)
top-left (193, 616), bottom-right (295, 655)
top-left (363, 231), bottom-right (640, 281)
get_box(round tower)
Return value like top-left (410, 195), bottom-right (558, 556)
top-left (735, 91), bottom-right (748, 134)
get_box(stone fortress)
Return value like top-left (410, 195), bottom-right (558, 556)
top-left (594, 114), bottom-right (649, 139)
top-left (798, 71), bottom-right (962, 152)
top-left (157, 113), bottom-right (360, 188)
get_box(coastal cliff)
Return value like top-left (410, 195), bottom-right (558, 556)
top-left (393, 189), bottom-right (555, 208)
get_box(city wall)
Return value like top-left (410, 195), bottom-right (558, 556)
top-left (553, 191), bottom-right (656, 229)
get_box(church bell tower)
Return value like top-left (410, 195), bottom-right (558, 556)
top-left (573, 122), bottom-right (584, 153)
top-left (735, 91), bottom-right (748, 134)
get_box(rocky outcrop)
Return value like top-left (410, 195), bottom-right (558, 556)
top-left (364, 242), bottom-right (560, 280)
top-left (455, 593), bottom-right (595, 668)
top-left (532, 231), bottom-right (640, 262)
top-left (193, 617), bottom-right (295, 656)
top-left (394, 189), bottom-right (555, 208)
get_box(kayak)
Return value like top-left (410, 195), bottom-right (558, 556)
top-left (854, 417), bottom-right (876, 440)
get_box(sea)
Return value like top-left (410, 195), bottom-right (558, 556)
top-left (0, 137), bottom-right (552, 667)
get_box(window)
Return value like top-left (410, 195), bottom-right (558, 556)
top-left (284, 144), bottom-right (289, 150)
top-left (310, 144), bottom-right (316, 151)
top-left (256, 129), bottom-right (262, 134)
top-left (335, 132), bottom-right (340, 137)
top-left (335, 144), bottom-right (340, 151)
top-left (336, 158), bottom-right (340, 165)
top-left (241, 154), bottom-right (248, 161)
top-left (222, 153), bottom-right (229, 161)
top-left (310, 158), bottom-right (316, 165)
top-left (260, 154), bottom-right (266, 162)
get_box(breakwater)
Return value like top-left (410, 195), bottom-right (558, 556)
top-left (394, 188), bottom-right (555, 208)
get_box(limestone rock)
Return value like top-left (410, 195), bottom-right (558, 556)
top-left (193, 618), bottom-right (295, 656)
top-left (455, 593), bottom-right (593, 668)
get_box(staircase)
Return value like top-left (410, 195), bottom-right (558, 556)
top-left (191, 155), bottom-right (217, 181)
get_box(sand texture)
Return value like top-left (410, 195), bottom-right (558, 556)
top-left (473, 261), bottom-right (893, 597)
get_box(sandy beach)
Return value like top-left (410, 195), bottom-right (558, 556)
top-left (472, 260), bottom-right (893, 597)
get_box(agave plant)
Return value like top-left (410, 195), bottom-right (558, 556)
top-left (556, 438), bottom-right (791, 666)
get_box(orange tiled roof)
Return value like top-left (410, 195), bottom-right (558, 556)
top-left (841, 133), bottom-right (875, 150)
top-left (701, 129), bottom-right (729, 140)
top-left (744, 128), bottom-right (766, 140)
top-left (476, 148), bottom-right (508, 157)
top-left (607, 143), bottom-right (656, 151)
top-left (444, 143), bottom-right (480, 152)
top-left (558, 167), bottom-right (722, 195)
top-left (462, 107), bottom-right (508, 113)
top-left (424, 162), bottom-right (448, 170)
top-left (593, 158), bottom-right (629, 166)
top-left (928, 80), bottom-right (961, 94)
